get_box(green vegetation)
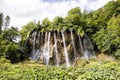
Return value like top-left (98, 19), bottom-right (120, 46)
top-left (0, 0), bottom-right (120, 79)
top-left (0, 13), bottom-right (26, 63)
top-left (0, 59), bottom-right (120, 80)
top-left (0, 0), bottom-right (120, 62)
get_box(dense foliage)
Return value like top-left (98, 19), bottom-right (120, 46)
top-left (0, 13), bottom-right (26, 63)
top-left (91, 1), bottom-right (120, 58)
top-left (0, 59), bottom-right (120, 80)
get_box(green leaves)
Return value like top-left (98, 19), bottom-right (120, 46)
top-left (41, 18), bottom-right (51, 28)
top-left (20, 21), bottom-right (37, 40)
top-left (0, 13), bottom-right (3, 34)
top-left (68, 7), bottom-right (81, 16)
top-left (65, 8), bottom-right (82, 26)
top-left (3, 26), bottom-right (19, 42)
top-left (92, 14), bottom-right (120, 54)
top-left (115, 50), bottom-right (120, 60)
top-left (5, 42), bottom-right (20, 63)
top-left (0, 61), bottom-right (120, 80)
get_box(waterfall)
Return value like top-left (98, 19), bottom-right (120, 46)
top-left (31, 32), bottom-right (37, 59)
top-left (83, 36), bottom-right (90, 59)
top-left (37, 32), bottom-right (41, 49)
top-left (24, 32), bottom-right (30, 47)
top-left (78, 35), bottom-right (84, 56)
top-left (26, 29), bottom-right (96, 66)
top-left (85, 34), bottom-right (95, 58)
top-left (43, 32), bottom-right (48, 65)
top-left (47, 32), bottom-right (51, 65)
top-left (83, 34), bottom-right (95, 59)
top-left (35, 50), bottom-right (41, 60)
top-left (54, 33), bottom-right (59, 66)
top-left (33, 50), bottom-right (41, 60)
top-left (70, 30), bottom-right (77, 60)
top-left (31, 32), bottom-right (41, 60)
top-left (32, 32), bottom-right (42, 60)
top-left (43, 32), bottom-right (51, 65)
top-left (61, 31), bottom-right (70, 67)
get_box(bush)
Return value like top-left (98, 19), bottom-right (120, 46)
top-left (0, 61), bottom-right (120, 80)
top-left (5, 42), bottom-right (26, 63)
top-left (0, 57), bottom-right (10, 63)
top-left (115, 49), bottom-right (120, 60)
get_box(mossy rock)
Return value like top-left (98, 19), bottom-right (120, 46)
top-left (74, 59), bottom-right (89, 67)
top-left (85, 62), bottom-right (98, 68)
top-left (88, 58), bottom-right (97, 62)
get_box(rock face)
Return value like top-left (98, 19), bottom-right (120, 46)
top-left (24, 29), bottom-right (95, 66)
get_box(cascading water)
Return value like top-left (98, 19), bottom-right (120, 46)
top-left (43, 32), bottom-right (48, 65)
top-left (70, 30), bottom-right (77, 60)
top-left (47, 32), bottom-right (51, 65)
top-left (61, 31), bottom-right (70, 67)
top-left (83, 34), bottom-right (95, 59)
top-left (24, 32), bottom-right (30, 47)
top-left (54, 33), bottom-right (59, 66)
top-left (26, 29), bottom-right (96, 66)
top-left (37, 32), bottom-right (41, 49)
top-left (32, 32), bottom-right (37, 59)
top-left (85, 34), bottom-right (95, 58)
top-left (83, 37), bottom-right (90, 59)
top-left (43, 32), bottom-right (51, 65)
top-left (44, 32), bottom-right (48, 55)
top-left (78, 35), bottom-right (84, 56)
top-left (33, 50), bottom-right (41, 60)
top-left (32, 32), bottom-right (41, 60)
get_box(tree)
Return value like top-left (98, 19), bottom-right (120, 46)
top-left (37, 20), bottom-right (41, 29)
top-left (65, 7), bottom-right (83, 26)
top-left (92, 14), bottom-right (120, 54)
top-left (41, 18), bottom-right (52, 31)
top-left (4, 15), bottom-right (10, 30)
top-left (52, 16), bottom-right (64, 31)
top-left (107, 15), bottom-right (120, 52)
top-left (2, 26), bottom-right (19, 42)
top-left (0, 13), bottom-right (3, 34)
top-left (0, 36), bottom-right (10, 57)
top-left (52, 16), bottom-right (64, 26)
top-left (0, 35), bottom-right (4, 56)
top-left (5, 42), bottom-right (25, 63)
top-left (41, 18), bottom-right (51, 28)
top-left (68, 7), bottom-right (81, 16)
top-left (20, 21), bottom-right (37, 40)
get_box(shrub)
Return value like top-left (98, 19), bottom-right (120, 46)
top-left (115, 49), bottom-right (120, 60)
